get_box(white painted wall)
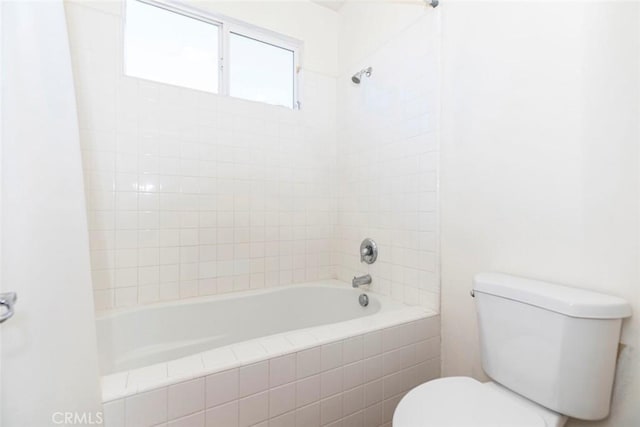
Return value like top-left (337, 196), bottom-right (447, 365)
top-left (440, 2), bottom-right (639, 426)
top-left (335, 1), bottom-right (441, 311)
top-left (1, 1), bottom-right (102, 425)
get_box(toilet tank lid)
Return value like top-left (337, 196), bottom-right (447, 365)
top-left (473, 273), bottom-right (632, 319)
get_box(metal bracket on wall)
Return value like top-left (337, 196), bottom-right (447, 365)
top-left (0, 292), bottom-right (17, 323)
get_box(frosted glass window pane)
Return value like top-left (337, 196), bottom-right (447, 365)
top-left (229, 33), bottom-right (295, 108)
top-left (125, 0), bottom-right (219, 93)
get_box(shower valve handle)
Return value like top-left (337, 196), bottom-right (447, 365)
top-left (359, 238), bottom-right (378, 264)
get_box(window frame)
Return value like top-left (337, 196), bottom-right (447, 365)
top-left (123, 0), bottom-right (303, 109)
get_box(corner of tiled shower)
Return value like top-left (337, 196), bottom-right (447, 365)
top-left (66, 0), bottom-right (440, 314)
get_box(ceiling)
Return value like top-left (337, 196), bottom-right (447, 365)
top-left (310, 0), bottom-right (347, 12)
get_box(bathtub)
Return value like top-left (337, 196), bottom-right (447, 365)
top-left (98, 280), bottom-right (441, 427)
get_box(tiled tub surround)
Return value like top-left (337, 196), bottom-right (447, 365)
top-left (99, 282), bottom-right (440, 427)
top-left (335, 9), bottom-right (441, 312)
top-left (65, 1), bottom-right (339, 310)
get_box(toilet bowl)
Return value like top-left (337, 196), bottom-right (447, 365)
top-left (393, 377), bottom-right (567, 427)
top-left (393, 273), bottom-right (632, 426)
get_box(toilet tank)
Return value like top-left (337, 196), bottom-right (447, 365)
top-left (473, 273), bottom-right (631, 420)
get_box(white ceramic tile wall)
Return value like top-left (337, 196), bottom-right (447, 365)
top-left (335, 11), bottom-right (441, 311)
top-left (102, 316), bottom-right (440, 427)
top-left (64, 1), bottom-right (338, 309)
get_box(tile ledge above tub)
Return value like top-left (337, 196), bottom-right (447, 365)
top-left (101, 306), bottom-right (435, 402)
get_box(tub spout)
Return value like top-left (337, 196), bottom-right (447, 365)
top-left (352, 274), bottom-right (372, 288)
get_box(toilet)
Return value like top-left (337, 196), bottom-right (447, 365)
top-left (394, 273), bottom-right (632, 426)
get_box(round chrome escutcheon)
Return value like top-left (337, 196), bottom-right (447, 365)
top-left (359, 293), bottom-right (369, 307)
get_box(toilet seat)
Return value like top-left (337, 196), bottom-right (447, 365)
top-left (393, 377), bottom-right (548, 427)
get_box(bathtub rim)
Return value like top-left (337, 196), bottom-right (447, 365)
top-left (96, 280), bottom-right (393, 319)
top-left (99, 280), bottom-right (436, 402)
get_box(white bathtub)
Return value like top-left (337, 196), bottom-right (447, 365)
top-left (98, 280), bottom-right (440, 427)
top-left (97, 282), bottom-right (387, 374)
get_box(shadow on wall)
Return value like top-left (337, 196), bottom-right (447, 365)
top-left (439, 1), bottom-right (640, 427)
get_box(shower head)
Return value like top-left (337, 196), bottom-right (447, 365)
top-left (351, 67), bottom-right (372, 84)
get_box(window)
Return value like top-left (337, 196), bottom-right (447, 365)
top-left (124, 0), bottom-right (301, 109)
top-left (124, 0), bottom-right (220, 93)
top-left (229, 33), bottom-right (295, 108)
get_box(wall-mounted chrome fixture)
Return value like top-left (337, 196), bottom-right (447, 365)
top-left (353, 274), bottom-right (372, 289)
top-left (426, 0), bottom-right (439, 7)
top-left (351, 67), bottom-right (372, 84)
top-left (0, 292), bottom-right (17, 323)
top-left (360, 238), bottom-right (378, 264)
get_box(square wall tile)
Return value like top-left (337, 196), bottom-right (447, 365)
top-left (205, 401), bottom-right (237, 427)
top-left (168, 378), bottom-right (205, 420)
top-left (125, 387), bottom-right (167, 427)
top-left (270, 354), bottom-right (297, 387)
top-left (103, 399), bottom-right (125, 427)
top-left (269, 383), bottom-right (296, 418)
top-left (239, 391), bottom-right (268, 427)
top-left (167, 411), bottom-right (205, 427)
top-left (206, 369), bottom-right (238, 408)
top-left (297, 347), bottom-right (321, 379)
top-left (239, 361), bottom-right (269, 397)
